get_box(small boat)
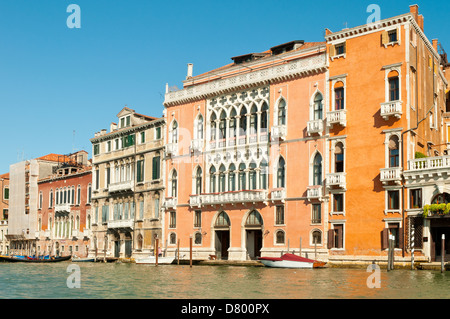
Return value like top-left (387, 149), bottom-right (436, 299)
top-left (135, 256), bottom-right (175, 265)
top-left (0, 255), bottom-right (72, 263)
top-left (258, 253), bottom-right (326, 269)
top-left (72, 257), bottom-right (96, 262)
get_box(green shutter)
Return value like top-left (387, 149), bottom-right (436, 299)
top-left (137, 160), bottom-right (144, 183)
top-left (152, 156), bottom-right (160, 180)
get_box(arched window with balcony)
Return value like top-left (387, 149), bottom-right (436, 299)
top-left (313, 93), bottom-right (323, 120)
top-left (313, 153), bottom-right (323, 186)
top-left (277, 98), bottom-right (286, 126)
top-left (170, 120), bottom-right (178, 144)
top-left (335, 142), bottom-right (344, 173)
top-left (170, 170), bottom-right (178, 198)
top-left (195, 167), bottom-right (202, 195)
top-left (196, 114), bottom-right (204, 140)
top-left (389, 135), bottom-right (400, 168)
top-left (388, 70), bottom-right (400, 102)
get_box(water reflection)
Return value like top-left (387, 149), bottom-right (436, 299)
top-left (0, 263), bottom-right (449, 299)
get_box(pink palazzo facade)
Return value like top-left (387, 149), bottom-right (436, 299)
top-left (162, 41), bottom-right (330, 261)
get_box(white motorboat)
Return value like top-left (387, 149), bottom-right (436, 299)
top-left (135, 255), bottom-right (175, 265)
top-left (258, 253), bottom-right (326, 269)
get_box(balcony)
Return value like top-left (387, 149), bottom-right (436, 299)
top-left (201, 190), bottom-right (268, 206)
top-left (327, 110), bottom-right (347, 128)
top-left (307, 120), bottom-right (324, 136)
top-left (380, 167), bottom-right (402, 185)
top-left (83, 229), bottom-right (92, 238)
top-left (165, 143), bottom-right (178, 157)
top-left (271, 188), bottom-right (286, 202)
top-left (380, 101), bottom-right (402, 120)
top-left (55, 203), bottom-right (71, 213)
top-left (72, 229), bottom-right (82, 239)
top-left (108, 219), bottom-right (134, 230)
top-left (190, 139), bottom-right (203, 153)
top-left (271, 125), bottom-right (287, 141)
top-left (108, 180), bottom-right (134, 193)
top-left (307, 186), bottom-right (323, 201)
top-left (326, 173), bottom-right (346, 188)
top-left (164, 197), bottom-right (178, 210)
top-left (189, 195), bottom-right (202, 208)
top-left (405, 156), bottom-right (450, 181)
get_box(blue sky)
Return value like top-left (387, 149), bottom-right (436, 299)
top-left (0, 0), bottom-right (449, 173)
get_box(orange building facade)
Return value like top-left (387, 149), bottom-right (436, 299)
top-left (162, 5), bottom-right (450, 263)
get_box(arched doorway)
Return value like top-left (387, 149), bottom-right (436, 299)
top-left (214, 212), bottom-right (230, 260)
top-left (430, 193), bottom-right (450, 262)
top-left (245, 210), bottom-right (263, 260)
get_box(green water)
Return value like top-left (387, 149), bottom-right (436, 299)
top-left (0, 262), bottom-right (449, 299)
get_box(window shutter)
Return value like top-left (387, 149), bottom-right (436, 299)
top-left (381, 31), bottom-right (389, 45)
top-left (153, 156), bottom-right (160, 180)
top-left (336, 227), bottom-right (343, 249)
top-left (327, 229), bottom-right (335, 249)
top-left (381, 228), bottom-right (389, 250)
top-left (329, 45), bottom-right (335, 57)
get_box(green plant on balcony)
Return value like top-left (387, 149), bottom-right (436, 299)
top-left (423, 203), bottom-right (450, 217)
top-left (415, 152), bottom-right (427, 159)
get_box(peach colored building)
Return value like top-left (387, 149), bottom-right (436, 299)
top-left (162, 5), bottom-right (450, 264)
top-left (163, 41), bottom-right (329, 261)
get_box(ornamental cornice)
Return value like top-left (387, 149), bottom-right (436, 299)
top-left (325, 14), bottom-right (411, 42)
top-left (164, 53), bottom-right (327, 107)
top-left (90, 118), bottom-right (165, 144)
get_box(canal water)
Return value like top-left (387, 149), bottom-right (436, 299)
top-left (0, 262), bottom-right (449, 299)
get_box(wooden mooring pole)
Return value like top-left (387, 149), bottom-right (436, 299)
top-left (155, 238), bottom-right (159, 267)
top-left (411, 224), bottom-right (415, 270)
top-left (189, 235), bottom-right (193, 268)
top-left (177, 239), bottom-right (180, 265)
top-left (442, 234), bottom-right (445, 273)
top-left (387, 234), bottom-right (393, 271)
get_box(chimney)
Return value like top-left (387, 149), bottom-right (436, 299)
top-left (409, 4), bottom-right (419, 21)
top-left (186, 63), bottom-right (194, 79)
top-left (325, 28), bottom-right (332, 36)
top-left (165, 83), bottom-right (169, 94)
top-left (110, 122), bottom-right (117, 132)
top-left (101, 129), bottom-right (107, 136)
top-left (418, 15), bottom-right (424, 31)
top-left (433, 39), bottom-right (439, 51)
